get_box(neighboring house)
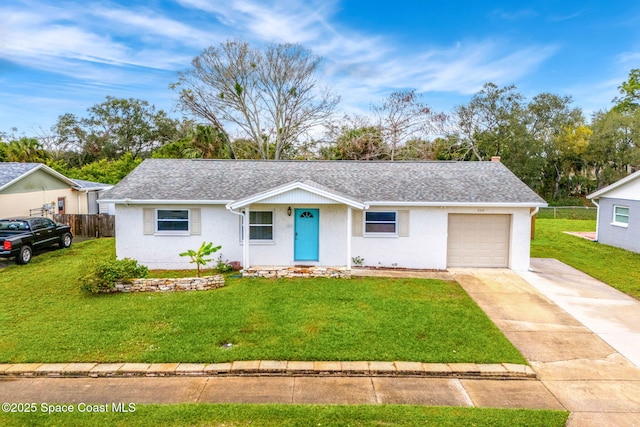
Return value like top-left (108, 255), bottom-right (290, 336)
top-left (0, 162), bottom-right (113, 218)
top-left (99, 159), bottom-right (546, 272)
top-left (72, 179), bottom-right (116, 215)
top-left (587, 170), bottom-right (640, 253)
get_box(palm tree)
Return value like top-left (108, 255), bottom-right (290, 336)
top-left (5, 138), bottom-right (49, 163)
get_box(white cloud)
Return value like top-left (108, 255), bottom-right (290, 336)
top-left (1, 0), bottom-right (563, 131)
top-left (89, 5), bottom-right (222, 49)
top-left (490, 9), bottom-right (539, 21)
top-left (177, 0), bottom-right (557, 99)
top-left (618, 51), bottom-right (640, 64)
top-left (0, 1), bottom-right (202, 76)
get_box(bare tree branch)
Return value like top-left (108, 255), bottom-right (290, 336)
top-left (172, 40), bottom-right (339, 160)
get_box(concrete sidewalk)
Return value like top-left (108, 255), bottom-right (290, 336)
top-left (0, 376), bottom-right (562, 408)
top-left (0, 361), bottom-right (553, 409)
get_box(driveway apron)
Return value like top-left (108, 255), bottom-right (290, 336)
top-left (452, 259), bottom-right (640, 427)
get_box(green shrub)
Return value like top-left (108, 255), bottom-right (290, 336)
top-left (216, 255), bottom-right (233, 273)
top-left (82, 258), bottom-right (148, 293)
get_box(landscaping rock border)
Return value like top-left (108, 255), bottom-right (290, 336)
top-left (243, 266), bottom-right (351, 279)
top-left (112, 275), bottom-right (225, 293)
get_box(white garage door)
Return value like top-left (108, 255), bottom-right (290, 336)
top-left (447, 214), bottom-right (511, 268)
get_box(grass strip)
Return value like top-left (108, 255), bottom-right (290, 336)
top-left (0, 404), bottom-right (569, 427)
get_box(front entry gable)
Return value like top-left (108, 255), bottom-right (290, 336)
top-left (226, 180), bottom-right (367, 210)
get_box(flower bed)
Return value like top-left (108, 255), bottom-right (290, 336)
top-left (113, 275), bottom-right (225, 293)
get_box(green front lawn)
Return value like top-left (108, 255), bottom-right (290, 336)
top-left (532, 218), bottom-right (640, 299)
top-left (0, 238), bottom-right (524, 364)
top-left (0, 404), bottom-right (569, 427)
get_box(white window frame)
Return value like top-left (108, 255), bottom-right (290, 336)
top-left (239, 210), bottom-right (275, 243)
top-left (612, 205), bottom-right (629, 227)
top-left (364, 211), bottom-right (398, 236)
top-left (156, 209), bottom-right (190, 235)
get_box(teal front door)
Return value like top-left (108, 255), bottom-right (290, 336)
top-left (294, 209), bottom-right (319, 261)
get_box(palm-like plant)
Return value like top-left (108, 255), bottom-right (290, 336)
top-left (179, 242), bottom-right (221, 277)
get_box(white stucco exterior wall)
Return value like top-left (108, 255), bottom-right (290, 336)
top-left (114, 203), bottom-right (350, 270)
top-left (115, 204), bottom-right (243, 270)
top-left (114, 203), bottom-right (533, 272)
top-left (247, 204), bottom-right (348, 266)
top-left (351, 206), bottom-right (448, 270)
top-left (351, 206), bottom-right (533, 271)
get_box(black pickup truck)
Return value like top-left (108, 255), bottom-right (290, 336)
top-left (0, 217), bottom-right (73, 264)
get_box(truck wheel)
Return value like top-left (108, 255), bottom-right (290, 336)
top-left (59, 232), bottom-right (73, 249)
top-left (17, 246), bottom-right (32, 265)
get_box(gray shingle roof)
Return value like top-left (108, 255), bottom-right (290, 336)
top-left (0, 162), bottom-right (41, 189)
top-left (0, 162), bottom-right (111, 191)
top-left (100, 159), bottom-right (546, 206)
top-left (71, 179), bottom-right (112, 189)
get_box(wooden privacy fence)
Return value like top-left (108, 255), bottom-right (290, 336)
top-left (53, 214), bottom-right (115, 238)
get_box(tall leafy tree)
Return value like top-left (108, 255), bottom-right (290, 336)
top-left (613, 68), bottom-right (640, 113)
top-left (588, 109), bottom-right (640, 189)
top-left (52, 97), bottom-right (184, 163)
top-left (527, 93), bottom-right (585, 198)
top-left (172, 39), bottom-right (339, 160)
top-left (49, 153), bottom-right (142, 185)
top-left (449, 83), bottom-right (547, 190)
top-left (451, 83), bottom-right (526, 161)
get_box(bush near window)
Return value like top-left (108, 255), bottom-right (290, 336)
top-left (82, 258), bottom-right (149, 293)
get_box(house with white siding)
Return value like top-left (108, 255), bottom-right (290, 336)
top-left (98, 159), bottom-right (547, 272)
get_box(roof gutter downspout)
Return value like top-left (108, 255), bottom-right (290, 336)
top-left (529, 207), bottom-right (539, 217)
top-left (590, 198), bottom-right (600, 242)
top-left (226, 207), bottom-right (248, 270)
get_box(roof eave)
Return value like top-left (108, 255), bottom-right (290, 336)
top-left (366, 201), bottom-right (548, 208)
top-left (75, 186), bottom-right (114, 193)
top-left (98, 199), bottom-right (232, 205)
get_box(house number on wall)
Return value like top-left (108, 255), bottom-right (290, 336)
top-left (476, 208), bottom-right (485, 212)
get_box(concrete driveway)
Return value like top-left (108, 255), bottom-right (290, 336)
top-left (452, 259), bottom-right (640, 427)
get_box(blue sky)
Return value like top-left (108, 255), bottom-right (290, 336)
top-left (1, 0), bottom-right (639, 136)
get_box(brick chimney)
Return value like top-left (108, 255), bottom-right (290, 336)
top-left (491, 156), bottom-right (501, 162)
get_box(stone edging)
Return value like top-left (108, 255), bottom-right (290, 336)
top-left (0, 361), bottom-right (536, 380)
top-left (113, 275), bottom-right (225, 293)
top-left (243, 267), bottom-right (351, 279)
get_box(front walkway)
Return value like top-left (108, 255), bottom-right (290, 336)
top-left (451, 260), bottom-right (640, 427)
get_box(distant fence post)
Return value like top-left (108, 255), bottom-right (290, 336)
top-left (537, 206), bottom-right (597, 220)
top-left (53, 214), bottom-right (115, 238)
